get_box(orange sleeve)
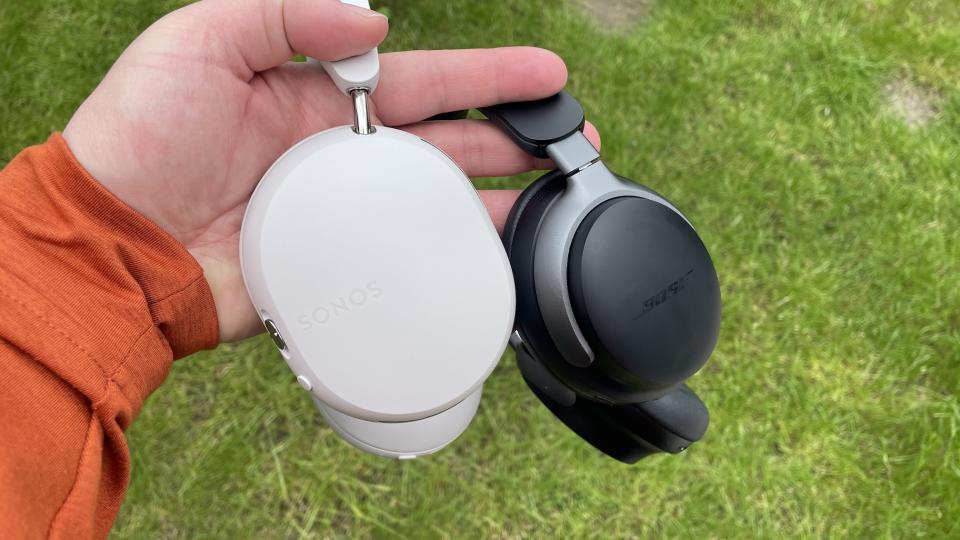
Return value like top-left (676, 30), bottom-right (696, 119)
top-left (0, 134), bottom-right (219, 539)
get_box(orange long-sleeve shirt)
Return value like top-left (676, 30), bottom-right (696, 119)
top-left (0, 134), bottom-right (219, 539)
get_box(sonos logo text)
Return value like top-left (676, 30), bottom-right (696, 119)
top-left (634, 269), bottom-right (694, 320)
top-left (298, 281), bottom-right (383, 330)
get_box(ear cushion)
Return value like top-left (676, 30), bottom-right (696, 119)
top-left (502, 170), bottom-right (569, 382)
top-left (521, 374), bottom-right (707, 463)
top-left (505, 170), bottom-right (617, 400)
top-left (502, 169), bottom-right (566, 258)
top-left (522, 376), bottom-right (659, 464)
top-left (505, 171), bottom-right (654, 402)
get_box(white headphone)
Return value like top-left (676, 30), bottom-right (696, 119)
top-left (239, 0), bottom-right (515, 459)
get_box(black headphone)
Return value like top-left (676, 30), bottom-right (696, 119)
top-left (478, 91), bottom-right (722, 463)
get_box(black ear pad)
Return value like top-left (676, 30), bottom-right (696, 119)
top-left (504, 171), bottom-right (636, 401)
top-left (501, 169), bottom-right (564, 375)
top-left (520, 368), bottom-right (709, 464)
top-left (502, 169), bottom-right (564, 258)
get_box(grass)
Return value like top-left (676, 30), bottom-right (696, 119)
top-left (2, 0), bottom-right (959, 537)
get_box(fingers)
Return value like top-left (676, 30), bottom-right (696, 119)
top-left (583, 121), bottom-right (603, 151)
top-left (403, 120), bottom-right (551, 176)
top-left (374, 47), bottom-right (568, 126)
top-left (478, 190), bottom-right (521, 234)
top-left (401, 119), bottom-right (602, 177)
top-left (179, 0), bottom-right (388, 78)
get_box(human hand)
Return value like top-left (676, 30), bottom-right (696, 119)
top-left (64, 0), bottom-right (599, 342)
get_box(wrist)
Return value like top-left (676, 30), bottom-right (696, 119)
top-left (53, 132), bottom-right (221, 355)
top-left (189, 250), bottom-right (259, 343)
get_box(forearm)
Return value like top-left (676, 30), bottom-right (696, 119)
top-left (0, 135), bottom-right (218, 539)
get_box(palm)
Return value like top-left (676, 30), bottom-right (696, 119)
top-left (63, 0), bottom-right (586, 342)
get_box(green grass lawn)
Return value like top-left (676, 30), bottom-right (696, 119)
top-left (2, 0), bottom-right (959, 537)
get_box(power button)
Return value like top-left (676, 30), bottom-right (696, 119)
top-left (262, 318), bottom-right (286, 351)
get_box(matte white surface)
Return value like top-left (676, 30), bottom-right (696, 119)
top-left (240, 126), bottom-right (515, 424)
top-left (315, 387), bottom-right (483, 458)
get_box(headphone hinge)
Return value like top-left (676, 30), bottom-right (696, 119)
top-left (546, 131), bottom-right (601, 176)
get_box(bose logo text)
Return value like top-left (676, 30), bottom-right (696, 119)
top-left (298, 281), bottom-right (383, 330)
top-left (634, 270), bottom-right (694, 320)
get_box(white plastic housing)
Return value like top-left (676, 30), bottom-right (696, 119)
top-left (240, 126), bottom-right (515, 457)
top-left (319, 0), bottom-right (380, 94)
top-left (315, 387), bottom-right (482, 458)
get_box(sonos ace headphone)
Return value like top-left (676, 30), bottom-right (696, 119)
top-left (240, 0), bottom-right (515, 459)
top-left (480, 92), bottom-right (722, 463)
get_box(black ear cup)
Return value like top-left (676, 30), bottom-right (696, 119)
top-left (491, 90), bottom-right (720, 464)
top-left (506, 172), bottom-right (721, 404)
top-left (567, 189), bottom-right (722, 399)
top-left (630, 384), bottom-right (709, 450)
top-left (504, 171), bottom-right (634, 401)
top-left (506, 171), bottom-right (719, 463)
top-left (519, 359), bottom-right (709, 463)
top-left (523, 376), bottom-right (661, 463)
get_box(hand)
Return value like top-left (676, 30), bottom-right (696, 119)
top-left (63, 0), bottom-right (599, 342)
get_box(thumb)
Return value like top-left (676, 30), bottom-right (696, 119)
top-left (282, 0), bottom-right (389, 62)
top-left (175, 0), bottom-right (388, 77)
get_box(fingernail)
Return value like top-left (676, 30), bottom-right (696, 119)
top-left (343, 3), bottom-right (388, 20)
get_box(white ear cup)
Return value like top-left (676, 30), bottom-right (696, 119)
top-left (314, 387), bottom-right (483, 458)
top-left (240, 126), bottom-right (515, 458)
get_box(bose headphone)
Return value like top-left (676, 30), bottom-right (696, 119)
top-left (481, 91), bottom-right (722, 463)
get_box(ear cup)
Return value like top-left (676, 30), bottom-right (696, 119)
top-left (567, 187), bottom-right (722, 396)
top-left (504, 171), bottom-right (628, 401)
top-left (313, 388), bottom-right (483, 458)
top-left (506, 169), bottom-right (718, 462)
top-left (521, 373), bottom-right (709, 463)
top-left (631, 384), bottom-right (709, 448)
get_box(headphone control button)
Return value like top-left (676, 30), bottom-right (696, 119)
top-left (296, 375), bottom-right (313, 392)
